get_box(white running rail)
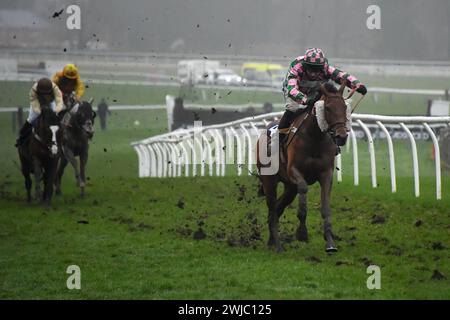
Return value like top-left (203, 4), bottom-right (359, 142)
top-left (131, 96), bottom-right (450, 200)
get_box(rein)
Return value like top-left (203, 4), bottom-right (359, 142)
top-left (285, 107), bottom-right (312, 148)
top-left (65, 102), bottom-right (81, 129)
top-left (351, 94), bottom-right (365, 113)
top-left (345, 87), bottom-right (366, 113)
top-left (32, 127), bottom-right (44, 144)
top-left (323, 95), bottom-right (348, 135)
top-left (284, 87), bottom-right (366, 149)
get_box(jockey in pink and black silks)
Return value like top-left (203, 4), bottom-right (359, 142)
top-left (278, 48), bottom-right (367, 140)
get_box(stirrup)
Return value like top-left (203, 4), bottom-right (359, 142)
top-left (278, 127), bottom-right (290, 135)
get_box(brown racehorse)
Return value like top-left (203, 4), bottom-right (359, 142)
top-left (18, 106), bottom-right (62, 205)
top-left (257, 81), bottom-right (350, 253)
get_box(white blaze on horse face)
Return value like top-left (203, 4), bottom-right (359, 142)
top-left (50, 125), bottom-right (59, 155)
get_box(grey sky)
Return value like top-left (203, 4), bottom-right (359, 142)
top-left (1, 0), bottom-right (449, 60)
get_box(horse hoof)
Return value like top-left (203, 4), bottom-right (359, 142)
top-left (41, 200), bottom-right (51, 209)
top-left (296, 227), bottom-right (309, 242)
top-left (276, 246), bottom-right (285, 253)
top-left (326, 246), bottom-right (338, 253)
top-left (267, 240), bottom-right (284, 253)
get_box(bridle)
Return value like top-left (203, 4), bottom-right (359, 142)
top-left (65, 102), bottom-right (95, 138)
top-left (286, 83), bottom-right (365, 147)
top-left (321, 95), bottom-right (348, 140)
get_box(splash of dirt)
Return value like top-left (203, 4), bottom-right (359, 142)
top-left (193, 228), bottom-right (206, 240)
top-left (431, 270), bottom-right (446, 280)
top-left (52, 9), bottom-right (64, 18)
top-left (177, 198), bottom-right (185, 209)
top-left (431, 242), bottom-right (445, 250)
top-left (306, 256), bottom-right (322, 263)
top-left (360, 257), bottom-right (374, 267)
top-left (371, 215), bottom-right (386, 224)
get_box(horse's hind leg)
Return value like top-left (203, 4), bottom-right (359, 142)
top-left (319, 170), bottom-right (337, 252)
top-left (55, 156), bottom-right (68, 195)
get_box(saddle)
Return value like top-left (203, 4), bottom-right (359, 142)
top-left (264, 109), bottom-right (311, 165)
top-left (285, 109), bottom-right (312, 147)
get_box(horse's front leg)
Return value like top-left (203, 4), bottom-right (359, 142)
top-left (55, 156), bottom-right (68, 195)
top-left (288, 165), bottom-right (309, 242)
top-left (32, 158), bottom-right (42, 201)
top-left (262, 176), bottom-right (283, 252)
top-left (79, 149), bottom-right (88, 197)
top-left (23, 167), bottom-right (32, 203)
top-left (276, 184), bottom-right (297, 218)
top-left (63, 146), bottom-right (81, 187)
top-left (319, 170), bottom-right (337, 252)
top-left (296, 191), bottom-right (308, 242)
top-left (42, 162), bottom-right (56, 207)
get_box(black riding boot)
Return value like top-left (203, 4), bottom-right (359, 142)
top-left (15, 121), bottom-right (33, 147)
top-left (278, 110), bottom-right (297, 144)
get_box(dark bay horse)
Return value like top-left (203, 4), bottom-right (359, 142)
top-left (18, 106), bottom-right (62, 205)
top-left (257, 81), bottom-right (351, 253)
top-left (55, 99), bottom-right (96, 197)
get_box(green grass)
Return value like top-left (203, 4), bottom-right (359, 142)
top-left (0, 100), bottom-right (449, 299)
top-left (1, 74), bottom-right (449, 115)
top-left (0, 81), bottom-right (280, 108)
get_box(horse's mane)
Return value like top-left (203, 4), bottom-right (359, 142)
top-left (40, 107), bottom-right (59, 124)
top-left (78, 101), bottom-right (93, 112)
top-left (323, 81), bottom-right (338, 94)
